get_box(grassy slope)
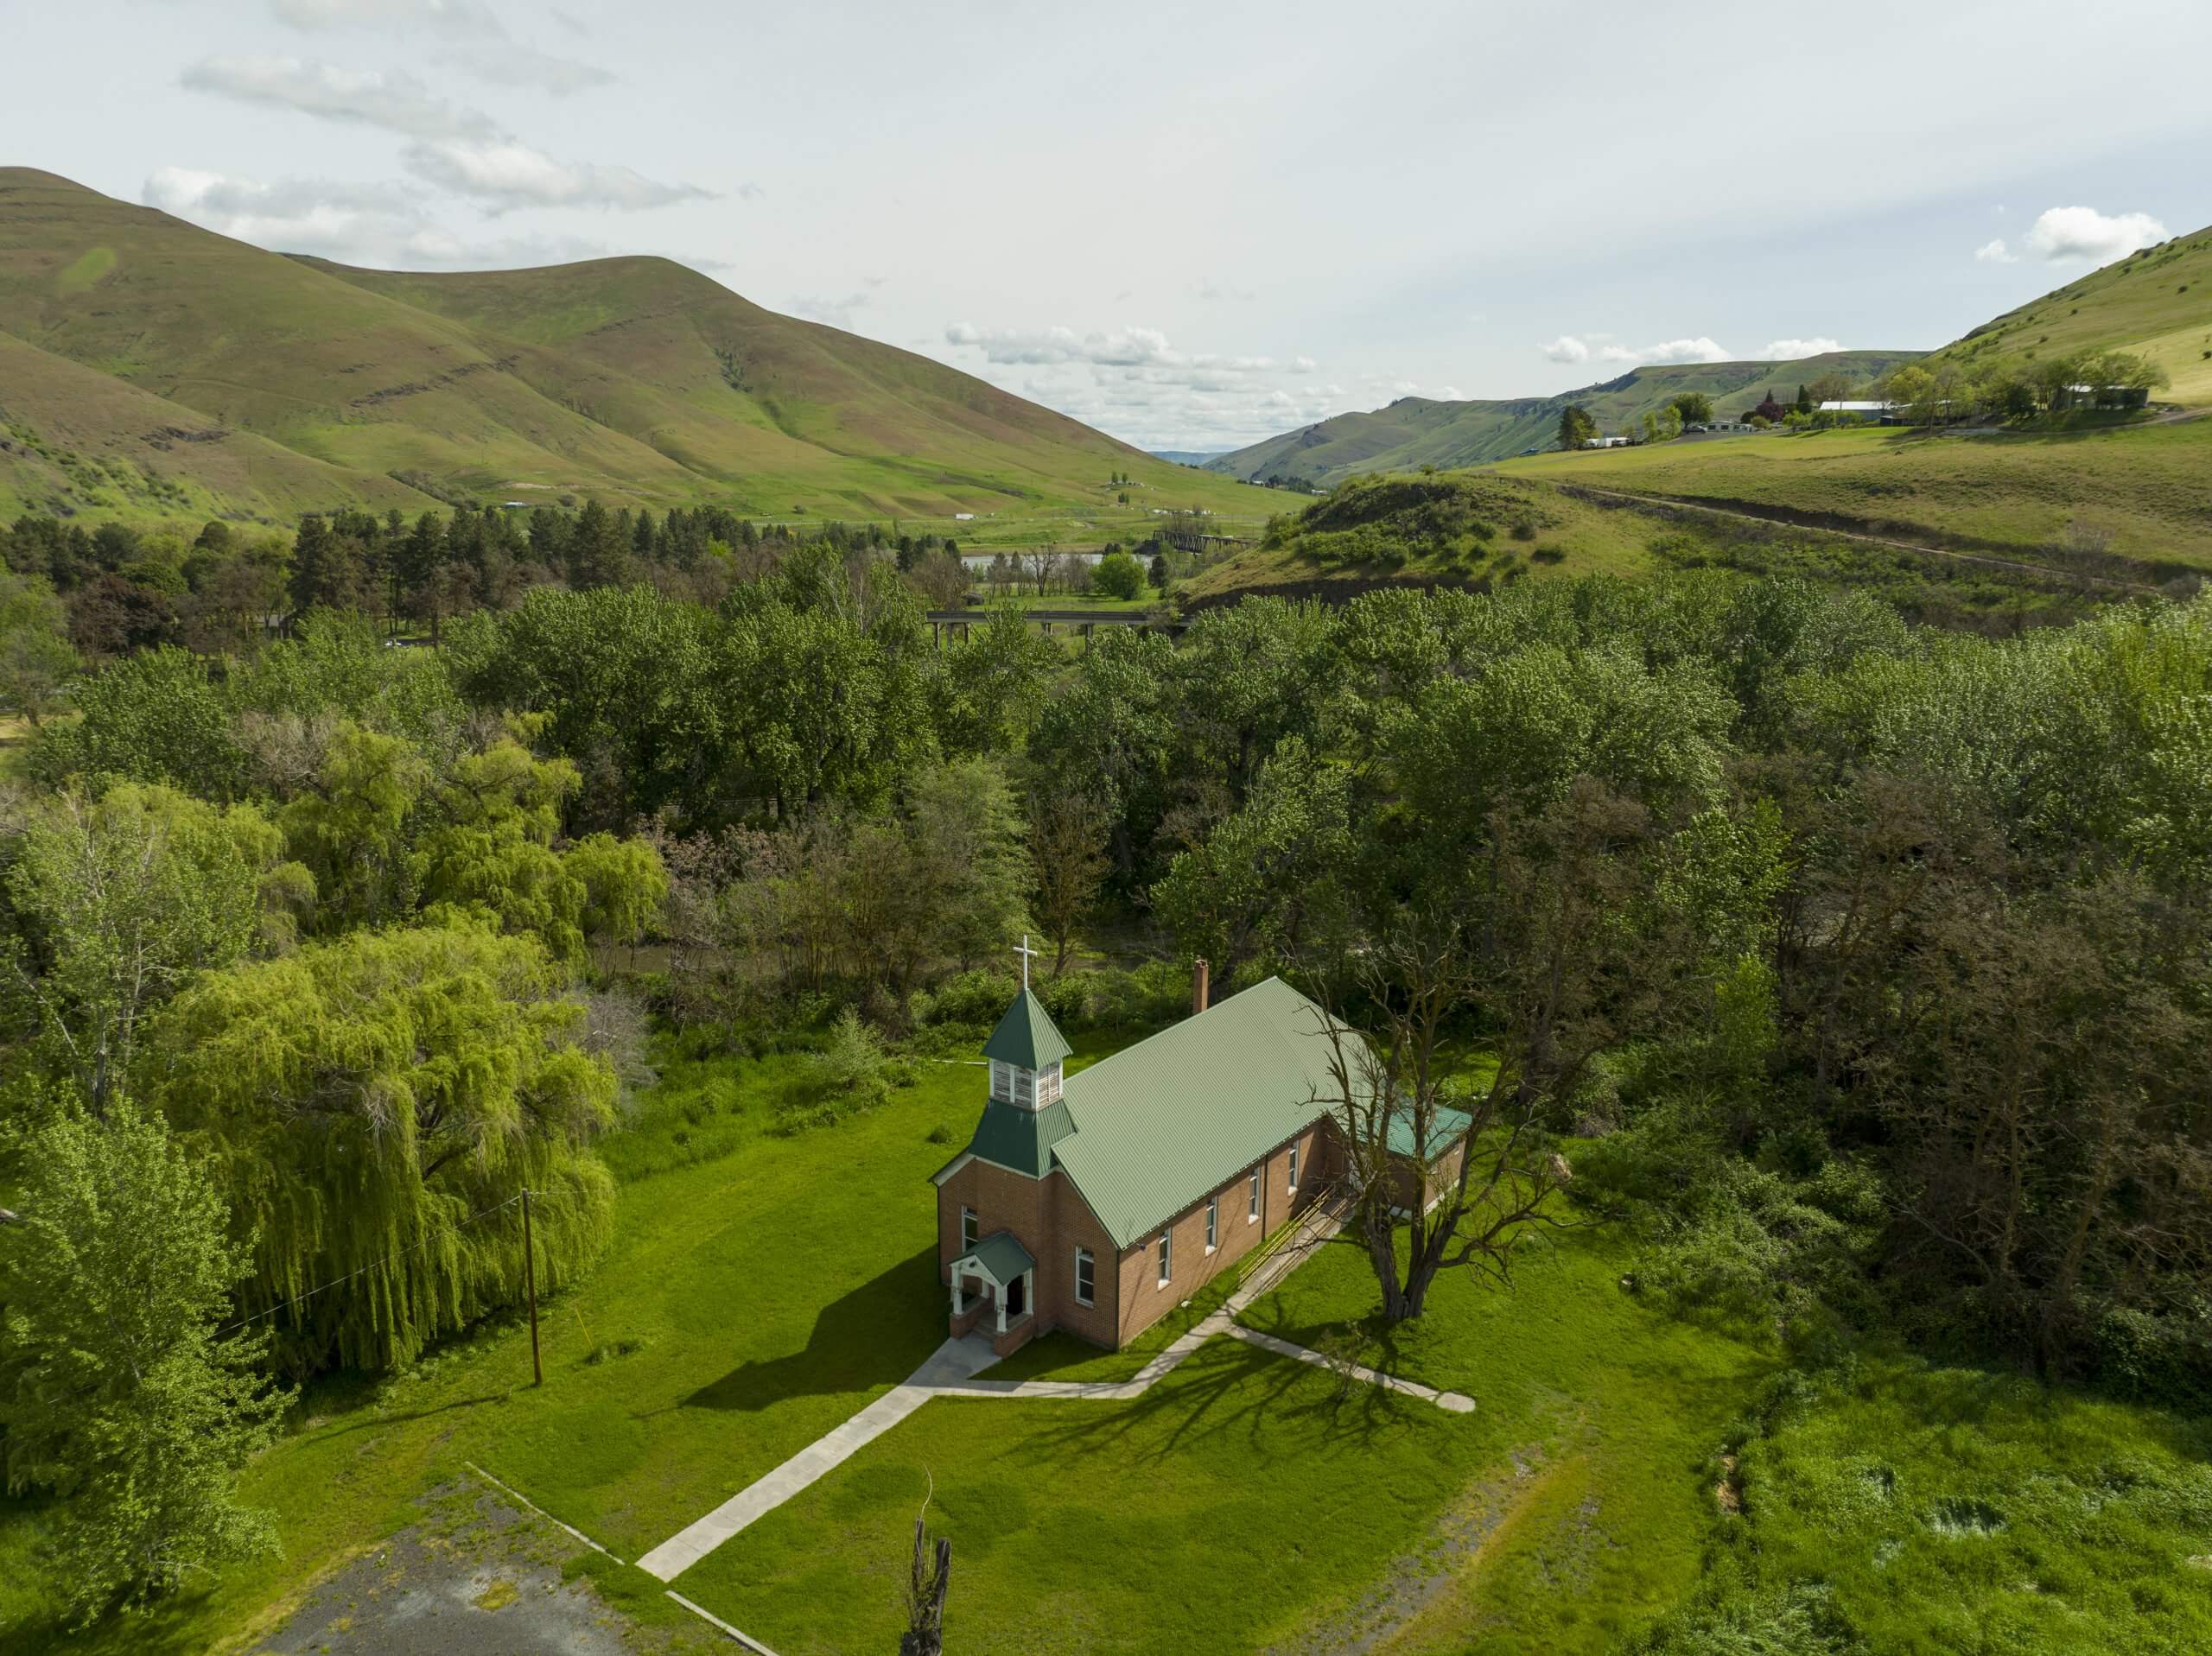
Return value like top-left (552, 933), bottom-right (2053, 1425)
top-left (1496, 417), bottom-right (2212, 570)
top-left (1182, 472), bottom-right (1659, 605)
top-left (0, 168), bottom-right (1278, 530)
top-left (1206, 351), bottom-right (1921, 485)
top-left (1921, 225), bottom-right (2212, 407)
top-left (0, 329), bottom-right (438, 523)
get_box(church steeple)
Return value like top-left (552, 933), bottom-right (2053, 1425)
top-left (982, 936), bottom-right (1071, 1113)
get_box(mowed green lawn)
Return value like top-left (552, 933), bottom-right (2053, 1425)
top-left (669, 1226), bottom-right (1772, 1656)
top-left (1497, 417), bottom-right (2212, 570)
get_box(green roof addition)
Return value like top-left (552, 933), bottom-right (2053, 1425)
top-left (1050, 977), bottom-right (1369, 1250)
top-left (1389, 1102), bottom-right (1475, 1158)
top-left (981, 987), bottom-right (1073, 1070)
top-left (959, 1229), bottom-right (1035, 1286)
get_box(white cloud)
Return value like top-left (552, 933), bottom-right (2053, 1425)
top-left (141, 164), bottom-right (610, 266)
top-left (942, 319), bottom-right (1353, 449)
top-left (1757, 337), bottom-right (1843, 360)
top-left (1597, 336), bottom-right (1733, 365)
top-left (181, 55), bottom-right (489, 140)
top-left (404, 138), bottom-right (709, 212)
top-left (2019, 205), bottom-right (2168, 264)
top-left (453, 43), bottom-right (614, 94)
top-left (791, 291), bottom-right (871, 326)
top-left (1541, 335), bottom-right (1590, 363)
top-left (271, 0), bottom-right (505, 35)
top-left (944, 322), bottom-right (1182, 368)
top-left (1433, 385), bottom-right (1466, 400)
top-left (1975, 238), bottom-right (2017, 263)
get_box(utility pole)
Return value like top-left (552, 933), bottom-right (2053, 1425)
top-left (521, 1189), bottom-right (543, 1387)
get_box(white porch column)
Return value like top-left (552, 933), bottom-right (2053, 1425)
top-left (1023, 1268), bottom-right (1033, 1320)
top-left (950, 1274), bottom-right (963, 1317)
top-left (995, 1282), bottom-right (1007, 1335)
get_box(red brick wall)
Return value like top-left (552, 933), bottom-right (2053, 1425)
top-left (936, 1157), bottom-right (1119, 1348)
top-left (1111, 1120), bottom-right (1330, 1347)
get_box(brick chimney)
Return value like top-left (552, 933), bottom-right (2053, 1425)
top-left (1192, 957), bottom-right (1210, 1017)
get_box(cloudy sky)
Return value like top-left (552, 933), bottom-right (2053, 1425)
top-left (8, 1), bottom-right (2211, 450)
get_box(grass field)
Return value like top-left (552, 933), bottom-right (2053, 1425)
top-left (1495, 417), bottom-right (2212, 572)
top-left (1701, 1356), bottom-right (2212, 1654)
top-left (6, 1021), bottom-right (2209, 1654)
top-left (0, 168), bottom-right (1281, 532)
top-left (671, 1222), bottom-right (1768, 1656)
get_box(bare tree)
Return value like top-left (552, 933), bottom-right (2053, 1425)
top-left (1304, 923), bottom-right (1574, 1323)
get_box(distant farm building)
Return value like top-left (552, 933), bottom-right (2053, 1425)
top-left (1819, 400), bottom-right (1897, 423)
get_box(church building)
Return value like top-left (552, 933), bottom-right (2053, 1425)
top-left (931, 960), bottom-right (1467, 1355)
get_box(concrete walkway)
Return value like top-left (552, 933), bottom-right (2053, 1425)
top-left (636, 1200), bottom-right (1471, 1583)
top-left (635, 1336), bottom-right (1001, 1580)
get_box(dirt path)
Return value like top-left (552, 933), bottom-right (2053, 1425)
top-left (1560, 483), bottom-right (2163, 593)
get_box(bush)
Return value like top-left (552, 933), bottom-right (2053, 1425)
top-left (1090, 550), bottom-right (1147, 600)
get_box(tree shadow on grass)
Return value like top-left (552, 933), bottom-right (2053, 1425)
top-left (1003, 1336), bottom-right (1432, 1473)
top-left (673, 1245), bottom-right (945, 1414)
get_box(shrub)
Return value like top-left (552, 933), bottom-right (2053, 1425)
top-left (1090, 550), bottom-right (1147, 600)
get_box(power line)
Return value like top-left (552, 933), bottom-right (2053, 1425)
top-left (215, 1191), bottom-right (528, 1337)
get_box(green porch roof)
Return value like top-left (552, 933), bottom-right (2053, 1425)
top-left (958, 1229), bottom-right (1034, 1286)
top-left (981, 988), bottom-right (1073, 1070)
top-left (1051, 977), bottom-right (1365, 1250)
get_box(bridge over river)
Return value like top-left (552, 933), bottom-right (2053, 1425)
top-left (924, 608), bottom-right (1181, 643)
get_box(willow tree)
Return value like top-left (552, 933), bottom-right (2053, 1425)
top-left (148, 923), bottom-right (618, 1372)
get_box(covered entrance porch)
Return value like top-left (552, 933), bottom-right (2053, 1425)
top-left (948, 1230), bottom-right (1039, 1357)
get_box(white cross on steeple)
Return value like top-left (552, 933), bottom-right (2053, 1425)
top-left (1014, 933), bottom-right (1039, 990)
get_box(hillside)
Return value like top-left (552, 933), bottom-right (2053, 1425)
top-left (1918, 225), bottom-right (2212, 405)
top-left (1205, 350), bottom-right (1921, 485)
top-left (0, 168), bottom-right (1276, 528)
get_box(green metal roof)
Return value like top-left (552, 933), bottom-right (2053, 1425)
top-left (961, 1097), bottom-right (1076, 1179)
top-left (980, 988), bottom-right (1073, 1070)
top-left (1050, 977), bottom-right (1368, 1250)
top-left (961, 1229), bottom-right (1034, 1285)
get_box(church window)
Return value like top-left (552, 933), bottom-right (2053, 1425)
top-left (1205, 1198), bottom-right (1217, 1251)
top-left (1157, 1231), bottom-right (1172, 1285)
top-left (1288, 1144), bottom-right (1300, 1191)
top-left (1075, 1247), bottom-right (1095, 1306)
top-left (1249, 1170), bottom-right (1261, 1221)
top-left (961, 1206), bottom-right (976, 1252)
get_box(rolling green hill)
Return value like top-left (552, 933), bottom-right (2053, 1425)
top-left (1918, 226), bottom-right (2212, 405)
top-left (0, 168), bottom-right (1276, 529)
top-left (1205, 350), bottom-right (1922, 485)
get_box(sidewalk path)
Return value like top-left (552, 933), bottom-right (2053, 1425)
top-left (635, 1200), bottom-right (1471, 1583)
